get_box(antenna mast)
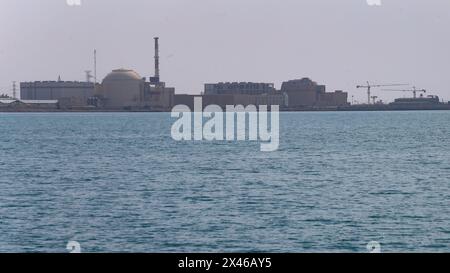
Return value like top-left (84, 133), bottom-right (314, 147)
top-left (94, 49), bottom-right (97, 84)
top-left (154, 37), bottom-right (160, 80)
top-left (12, 81), bottom-right (17, 100)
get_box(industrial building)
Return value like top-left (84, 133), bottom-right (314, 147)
top-left (19, 37), bottom-right (176, 111)
top-left (173, 77), bottom-right (348, 111)
top-left (317, 90), bottom-right (348, 107)
top-left (95, 69), bottom-right (144, 108)
top-left (93, 70), bottom-right (174, 111)
top-left (173, 81), bottom-right (286, 110)
top-left (15, 37), bottom-right (349, 112)
top-left (85, 37), bottom-right (175, 111)
top-left (20, 80), bottom-right (94, 104)
top-left (391, 95), bottom-right (440, 105)
top-left (204, 82), bottom-right (276, 95)
top-left (19, 73), bottom-right (174, 111)
top-left (281, 78), bottom-right (348, 109)
top-left (173, 93), bottom-right (285, 110)
top-left (0, 99), bottom-right (58, 111)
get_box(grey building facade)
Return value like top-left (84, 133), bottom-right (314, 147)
top-left (204, 82), bottom-right (276, 95)
top-left (20, 81), bottom-right (95, 102)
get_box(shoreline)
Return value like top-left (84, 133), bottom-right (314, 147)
top-left (1, 107), bottom-right (450, 113)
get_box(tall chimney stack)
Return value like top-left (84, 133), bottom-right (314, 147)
top-left (154, 37), bottom-right (160, 80)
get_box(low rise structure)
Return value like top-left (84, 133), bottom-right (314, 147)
top-left (0, 99), bottom-right (58, 111)
top-left (317, 90), bottom-right (348, 107)
top-left (281, 78), bottom-right (348, 109)
top-left (205, 82), bottom-right (276, 95)
top-left (173, 81), bottom-right (286, 111)
top-left (147, 85), bottom-right (175, 111)
top-left (20, 81), bottom-right (94, 105)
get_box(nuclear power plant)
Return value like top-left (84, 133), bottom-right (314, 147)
top-left (91, 37), bottom-right (175, 111)
top-left (6, 38), bottom-right (353, 112)
top-left (18, 37), bottom-right (175, 111)
top-left (3, 38), bottom-right (450, 112)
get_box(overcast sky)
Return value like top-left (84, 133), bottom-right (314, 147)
top-left (0, 0), bottom-right (449, 102)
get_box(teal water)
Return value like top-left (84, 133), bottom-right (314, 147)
top-left (0, 111), bottom-right (449, 252)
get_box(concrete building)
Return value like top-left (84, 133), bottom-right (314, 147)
top-left (92, 68), bottom-right (175, 110)
top-left (147, 85), bottom-right (175, 111)
top-left (174, 94), bottom-right (235, 110)
top-left (205, 82), bottom-right (276, 95)
top-left (173, 93), bottom-right (285, 111)
top-left (281, 78), bottom-right (348, 108)
top-left (91, 37), bottom-right (176, 111)
top-left (20, 81), bottom-right (94, 103)
top-left (281, 78), bottom-right (324, 107)
top-left (390, 95), bottom-right (440, 106)
top-left (17, 38), bottom-right (176, 111)
top-left (173, 81), bottom-right (285, 111)
top-left (204, 82), bottom-right (276, 95)
top-left (0, 99), bottom-right (58, 111)
top-left (95, 69), bottom-right (145, 109)
top-left (317, 90), bottom-right (348, 107)
top-left (233, 93), bottom-right (285, 107)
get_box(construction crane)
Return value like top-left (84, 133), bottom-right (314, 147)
top-left (370, 96), bottom-right (378, 104)
top-left (381, 86), bottom-right (426, 99)
top-left (356, 82), bottom-right (408, 104)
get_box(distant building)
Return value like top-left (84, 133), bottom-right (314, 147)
top-left (174, 94), bottom-right (234, 110)
top-left (172, 81), bottom-right (285, 111)
top-left (177, 81), bottom-right (286, 110)
top-left (317, 90), bottom-right (348, 107)
top-left (95, 69), bottom-right (145, 109)
top-left (390, 96), bottom-right (440, 106)
top-left (233, 94), bottom-right (285, 108)
top-left (204, 82), bottom-right (276, 95)
top-left (20, 81), bottom-right (94, 104)
top-left (173, 93), bottom-right (285, 111)
top-left (147, 85), bottom-right (175, 111)
top-left (94, 68), bottom-right (175, 111)
top-left (281, 78), bottom-right (348, 108)
top-left (0, 99), bottom-right (58, 111)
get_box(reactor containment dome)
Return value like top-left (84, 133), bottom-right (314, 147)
top-left (97, 68), bottom-right (145, 109)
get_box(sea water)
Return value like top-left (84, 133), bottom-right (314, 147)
top-left (0, 111), bottom-right (449, 252)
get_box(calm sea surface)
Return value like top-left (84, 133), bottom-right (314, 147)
top-left (0, 111), bottom-right (449, 252)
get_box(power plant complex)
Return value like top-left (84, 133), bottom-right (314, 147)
top-left (0, 38), bottom-right (350, 112)
top-left (1, 38), bottom-right (449, 112)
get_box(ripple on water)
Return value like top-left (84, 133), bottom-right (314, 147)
top-left (0, 111), bottom-right (449, 252)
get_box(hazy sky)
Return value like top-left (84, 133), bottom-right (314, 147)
top-left (1, 0), bottom-right (449, 102)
